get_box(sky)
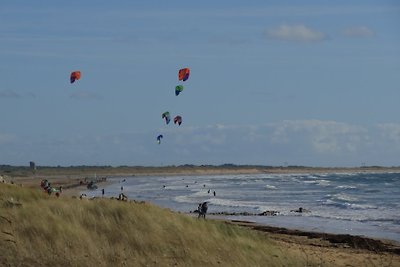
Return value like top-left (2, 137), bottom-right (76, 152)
top-left (0, 0), bottom-right (399, 167)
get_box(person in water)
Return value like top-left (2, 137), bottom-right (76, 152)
top-left (290, 207), bottom-right (310, 213)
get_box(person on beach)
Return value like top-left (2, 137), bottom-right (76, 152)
top-left (198, 202), bottom-right (208, 219)
top-left (213, 191), bottom-right (216, 197)
top-left (102, 188), bottom-right (105, 197)
top-left (118, 193), bottom-right (128, 201)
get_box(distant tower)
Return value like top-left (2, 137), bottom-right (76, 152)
top-left (29, 161), bottom-right (36, 170)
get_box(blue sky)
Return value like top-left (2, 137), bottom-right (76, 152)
top-left (1, 1), bottom-right (399, 167)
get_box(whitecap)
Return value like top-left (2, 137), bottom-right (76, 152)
top-left (265, 185), bottom-right (277, 190)
top-left (335, 185), bottom-right (357, 190)
top-left (316, 179), bottom-right (330, 186)
top-left (348, 203), bottom-right (378, 210)
top-left (331, 193), bottom-right (358, 202)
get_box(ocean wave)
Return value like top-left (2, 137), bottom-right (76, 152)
top-left (174, 195), bottom-right (200, 204)
top-left (316, 179), bottom-right (330, 186)
top-left (330, 193), bottom-right (358, 202)
top-left (265, 185), bottom-right (277, 190)
top-left (207, 198), bottom-right (275, 213)
top-left (322, 199), bottom-right (349, 209)
top-left (361, 218), bottom-right (400, 224)
top-left (308, 207), bottom-right (397, 224)
top-left (348, 203), bottom-right (378, 210)
top-left (322, 198), bottom-right (377, 210)
top-left (364, 189), bottom-right (381, 193)
top-left (303, 179), bottom-right (330, 186)
top-left (335, 185), bottom-right (358, 190)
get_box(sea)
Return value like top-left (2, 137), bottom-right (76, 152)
top-left (82, 172), bottom-right (400, 243)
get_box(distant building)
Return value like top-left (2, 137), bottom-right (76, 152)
top-left (29, 161), bottom-right (36, 170)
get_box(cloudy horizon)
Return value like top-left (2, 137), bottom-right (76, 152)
top-left (1, 119), bottom-right (399, 167)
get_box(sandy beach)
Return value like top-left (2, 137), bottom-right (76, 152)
top-left (2, 165), bottom-right (400, 266)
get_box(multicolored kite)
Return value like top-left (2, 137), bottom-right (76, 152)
top-left (162, 111), bottom-right (171, 124)
top-left (70, 71), bottom-right (81, 83)
top-left (178, 68), bottom-right (190, 82)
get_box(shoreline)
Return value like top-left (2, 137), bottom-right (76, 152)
top-left (226, 219), bottom-right (400, 255)
top-left (5, 166), bottom-right (400, 195)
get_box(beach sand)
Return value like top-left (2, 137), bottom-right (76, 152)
top-left (3, 166), bottom-right (400, 266)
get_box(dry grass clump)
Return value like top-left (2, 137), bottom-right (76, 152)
top-left (1, 184), bottom-right (307, 266)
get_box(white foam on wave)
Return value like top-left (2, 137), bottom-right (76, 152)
top-left (331, 193), bottom-right (358, 202)
top-left (174, 195), bottom-right (203, 204)
top-left (207, 198), bottom-right (273, 212)
top-left (308, 203), bottom-right (391, 223)
top-left (322, 196), bottom-right (378, 212)
top-left (336, 185), bottom-right (357, 190)
top-left (265, 185), bottom-right (277, 190)
top-left (302, 179), bottom-right (330, 186)
top-left (316, 179), bottom-right (330, 186)
top-left (347, 203), bottom-right (378, 210)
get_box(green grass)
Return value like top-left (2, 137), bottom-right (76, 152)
top-left (1, 184), bottom-right (311, 267)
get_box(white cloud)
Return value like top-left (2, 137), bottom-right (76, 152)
top-left (342, 26), bottom-right (375, 38)
top-left (163, 120), bottom-right (368, 156)
top-left (3, 120), bottom-right (400, 167)
top-left (377, 123), bottom-right (400, 144)
top-left (264, 24), bottom-right (326, 42)
top-left (268, 120), bottom-right (367, 154)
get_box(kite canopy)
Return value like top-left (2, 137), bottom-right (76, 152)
top-left (174, 115), bottom-right (182, 126)
top-left (162, 111), bottom-right (171, 124)
top-left (175, 85), bottom-right (184, 96)
top-left (70, 71), bottom-right (81, 83)
top-left (157, 134), bottom-right (163, 144)
top-left (178, 68), bottom-right (190, 81)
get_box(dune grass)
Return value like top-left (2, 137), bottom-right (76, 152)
top-left (0, 184), bottom-right (314, 267)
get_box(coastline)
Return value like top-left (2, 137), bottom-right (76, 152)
top-left (3, 165), bottom-right (400, 263)
top-left (5, 165), bottom-right (400, 202)
top-left (5, 165), bottom-right (400, 195)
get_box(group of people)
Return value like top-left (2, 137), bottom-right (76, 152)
top-left (207, 189), bottom-right (216, 196)
top-left (40, 179), bottom-right (62, 197)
